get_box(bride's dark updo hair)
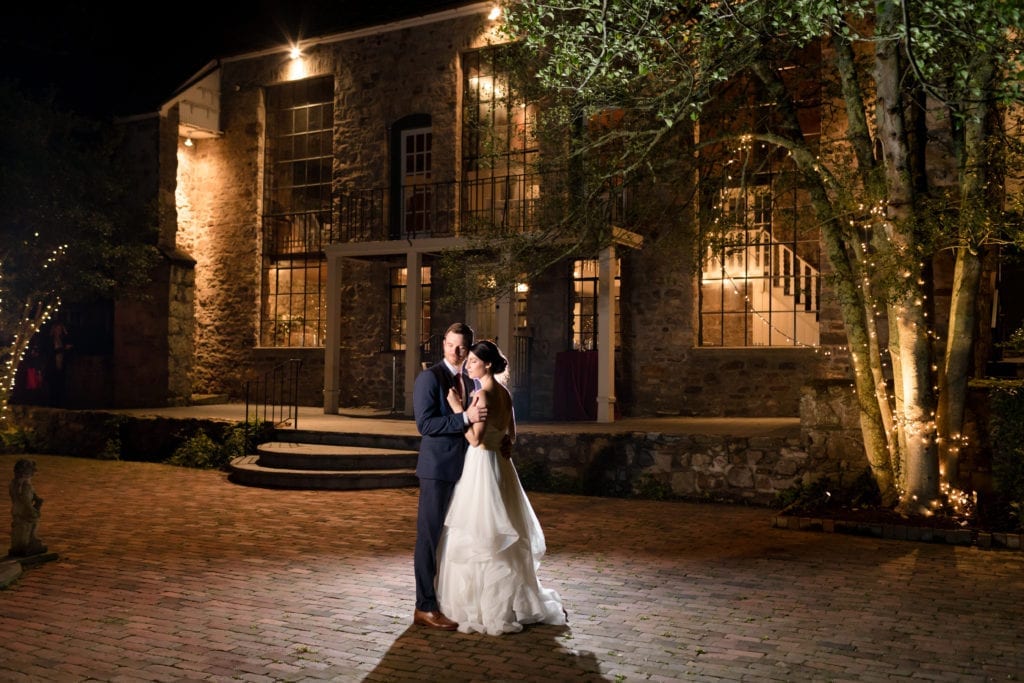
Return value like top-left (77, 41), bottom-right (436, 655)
top-left (470, 339), bottom-right (509, 376)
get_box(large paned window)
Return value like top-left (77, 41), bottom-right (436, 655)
top-left (700, 174), bottom-right (820, 347)
top-left (261, 77), bottom-right (333, 347)
top-left (462, 47), bottom-right (539, 232)
top-left (389, 266), bottom-right (432, 351)
top-left (572, 258), bottom-right (620, 351)
top-left (698, 45), bottom-right (822, 348)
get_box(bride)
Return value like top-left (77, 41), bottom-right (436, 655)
top-left (436, 339), bottom-right (567, 635)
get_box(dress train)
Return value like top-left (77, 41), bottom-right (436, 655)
top-left (437, 443), bottom-right (565, 635)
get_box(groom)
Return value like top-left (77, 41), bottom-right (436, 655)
top-left (412, 322), bottom-right (486, 630)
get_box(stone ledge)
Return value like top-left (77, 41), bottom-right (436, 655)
top-left (773, 515), bottom-right (1023, 551)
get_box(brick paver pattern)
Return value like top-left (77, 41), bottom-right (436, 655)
top-left (1, 454), bottom-right (1022, 682)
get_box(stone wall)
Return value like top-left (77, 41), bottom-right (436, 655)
top-left (7, 380), bottom-right (1006, 506)
top-left (514, 430), bottom-right (812, 505)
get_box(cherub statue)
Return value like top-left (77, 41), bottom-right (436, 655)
top-left (8, 459), bottom-right (46, 557)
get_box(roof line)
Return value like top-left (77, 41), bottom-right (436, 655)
top-left (222, 2), bottom-right (494, 64)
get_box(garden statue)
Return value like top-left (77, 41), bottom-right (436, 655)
top-left (8, 458), bottom-right (47, 557)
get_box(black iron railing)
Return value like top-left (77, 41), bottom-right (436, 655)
top-left (510, 333), bottom-right (533, 420)
top-left (268, 172), bottom-right (631, 248)
top-left (336, 172), bottom-right (546, 242)
top-left (245, 358), bottom-right (303, 429)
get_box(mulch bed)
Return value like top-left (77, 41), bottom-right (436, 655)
top-left (775, 505), bottom-right (1023, 550)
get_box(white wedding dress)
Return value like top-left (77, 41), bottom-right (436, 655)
top-left (437, 420), bottom-right (566, 635)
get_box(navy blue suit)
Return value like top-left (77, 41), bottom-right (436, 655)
top-left (413, 361), bottom-right (472, 612)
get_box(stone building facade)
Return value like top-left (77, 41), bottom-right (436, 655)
top-left (148, 2), bottom-right (851, 423)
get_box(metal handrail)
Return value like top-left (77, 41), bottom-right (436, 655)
top-left (334, 172), bottom-right (553, 242)
top-left (245, 358), bottom-right (303, 429)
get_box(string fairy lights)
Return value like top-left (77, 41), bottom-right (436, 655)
top-left (704, 153), bottom-right (821, 348)
top-left (0, 242), bottom-right (68, 422)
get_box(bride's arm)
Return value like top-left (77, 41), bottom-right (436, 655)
top-left (465, 392), bottom-right (485, 447)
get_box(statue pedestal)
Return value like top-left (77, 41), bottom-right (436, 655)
top-left (0, 551), bottom-right (59, 588)
top-left (0, 559), bottom-right (20, 587)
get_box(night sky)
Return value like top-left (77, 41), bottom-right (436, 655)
top-left (2, 1), bottom-right (476, 118)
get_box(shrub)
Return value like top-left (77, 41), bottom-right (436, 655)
top-left (165, 421), bottom-right (267, 470)
top-left (989, 386), bottom-right (1024, 531)
top-left (0, 424), bottom-right (32, 454)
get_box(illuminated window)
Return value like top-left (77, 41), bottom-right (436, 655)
top-left (698, 44), bottom-right (822, 348)
top-left (262, 259), bottom-right (327, 347)
top-left (260, 76), bottom-right (333, 347)
top-left (700, 183), bottom-right (820, 347)
top-left (461, 46), bottom-right (540, 232)
top-left (389, 266), bottom-right (432, 351)
top-left (571, 258), bottom-right (620, 351)
top-left (515, 281), bottom-right (529, 329)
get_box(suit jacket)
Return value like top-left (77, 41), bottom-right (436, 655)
top-left (413, 361), bottom-right (472, 481)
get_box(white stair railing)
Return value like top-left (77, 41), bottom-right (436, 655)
top-left (702, 228), bottom-right (820, 346)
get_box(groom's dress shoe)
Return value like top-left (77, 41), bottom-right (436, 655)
top-left (414, 609), bottom-right (458, 630)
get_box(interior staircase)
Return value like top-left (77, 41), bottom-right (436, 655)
top-left (703, 227), bottom-right (820, 347)
top-left (228, 428), bottom-right (420, 490)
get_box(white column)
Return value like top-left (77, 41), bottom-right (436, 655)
top-left (323, 252), bottom-right (343, 414)
top-left (404, 251), bottom-right (423, 416)
top-left (596, 245), bottom-right (617, 422)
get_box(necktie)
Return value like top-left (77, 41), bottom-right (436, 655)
top-left (452, 373), bottom-right (464, 405)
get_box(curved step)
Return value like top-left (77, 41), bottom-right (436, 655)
top-left (228, 455), bottom-right (418, 490)
top-left (256, 441), bottom-right (418, 471)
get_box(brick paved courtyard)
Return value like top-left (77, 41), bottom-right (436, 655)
top-left (1, 453), bottom-right (1022, 682)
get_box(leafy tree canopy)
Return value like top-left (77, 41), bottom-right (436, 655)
top-left (0, 80), bottom-right (159, 405)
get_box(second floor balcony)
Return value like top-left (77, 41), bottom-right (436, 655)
top-left (264, 171), bottom-right (631, 256)
top-left (336, 172), bottom-right (543, 243)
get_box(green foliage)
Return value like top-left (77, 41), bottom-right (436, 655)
top-left (97, 436), bottom-right (122, 461)
top-left (0, 82), bottom-right (159, 303)
top-left (773, 468), bottom-right (881, 514)
top-left (631, 474), bottom-right (675, 501)
top-left (500, 0), bottom-right (1024, 509)
top-left (166, 430), bottom-right (221, 469)
top-left (773, 476), bottom-right (834, 513)
top-left (998, 325), bottom-right (1024, 357)
top-left (165, 421), bottom-right (265, 470)
top-left (0, 423), bottom-right (32, 454)
top-left (989, 386), bottom-right (1024, 531)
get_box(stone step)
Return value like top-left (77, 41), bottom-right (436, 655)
top-left (277, 429), bottom-right (420, 451)
top-left (228, 434), bottom-right (421, 490)
top-left (255, 441), bottom-right (418, 471)
top-left (190, 393), bottom-right (231, 406)
top-left (228, 454), bottom-right (418, 490)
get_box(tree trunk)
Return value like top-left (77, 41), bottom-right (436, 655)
top-left (874, 0), bottom-right (940, 512)
top-left (935, 54), bottom-right (997, 490)
top-left (936, 247), bottom-right (981, 486)
top-left (751, 53), bottom-right (900, 501)
top-left (891, 299), bottom-right (941, 513)
top-left (0, 298), bottom-right (53, 420)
